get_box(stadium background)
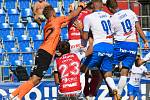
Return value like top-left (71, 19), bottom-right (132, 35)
top-left (0, 0), bottom-right (150, 100)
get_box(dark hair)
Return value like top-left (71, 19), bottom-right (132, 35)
top-left (43, 5), bottom-right (55, 19)
top-left (106, 0), bottom-right (118, 9)
top-left (86, 2), bottom-right (93, 10)
top-left (57, 41), bottom-right (70, 55)
top-left (92, 0), bottom-right (102, 2)
top-left (135, 55), bottom-right (141, 67)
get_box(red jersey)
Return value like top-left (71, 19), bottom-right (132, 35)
top-left (56, 53), bottom-right (81, 93)
top-left (68, 9), bottom-right (91, 40)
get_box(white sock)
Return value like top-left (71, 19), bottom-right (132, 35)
top-left (105, 77), bottom-right (117, 90)
top-left (89, 96), bottom-right (95, 100)
top-left (117, 76), bottom-right (127, 95)
top-left (80, 73), bottom-right (85, 93)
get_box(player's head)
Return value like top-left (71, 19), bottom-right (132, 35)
top-left (86, 2), bottom-right (94, 10)
top-left (91, 0), bottom-right (103, 11)
top-left (135, 54), bottom-right (141, 67)
top-left (58, 41), bottom-right (70, 55)
top-left (106, 0), bottom-right (118, 13)
top-left (43, 5), bottom-right (56, 19)
top-left (39, 0), bottom-right (44, 2)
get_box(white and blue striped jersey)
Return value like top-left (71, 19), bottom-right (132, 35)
top-left (110, 9), bottom-right (138, 41)
top-left (83, 10), bottom-right (113, 46)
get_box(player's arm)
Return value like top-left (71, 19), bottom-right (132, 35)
top-left (33, 3), bottom-right (38, 15)
top-left (135, 22), bottom-right (149, 49)
top-left (61, 21), bottom-right (70, 28)
top-left (67, 2), bottom-right (85, 21)
top-left (73, 19), bottom-right (89, 40)
top-left (85, 30), bottom-right (93, 56)
top-left (53, 61), bottom-right (60, 85)
top-left (137, 52), bottom-right (150, 66)
top-left (54, 70), bottom-right (59, 85)
top-left (129, 10), bottom-right (149, 49)
top-left (81, 15), bottom-right (90, 40)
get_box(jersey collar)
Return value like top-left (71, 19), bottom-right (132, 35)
top-left (95, 10), bottom-right (102, 12)
top-left (115, 8), bottom-right (121, 13)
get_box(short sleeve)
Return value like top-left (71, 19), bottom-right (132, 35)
top-left (129, 10), bottom-right (138, 22)
top-left (59, 16), bottom-right (70, 23)
top-left (83, 15), bottom-right (90, 32)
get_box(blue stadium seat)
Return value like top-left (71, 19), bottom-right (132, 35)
top-left (0, 0), bottom-right (2, 8)
top-left (146, 63), bottom-right (150, 71)
top-left (0, 38), bottom-right (5, 54)
top-left (144, 31), bottom-right (150, 39)
top-left (40, 21), bottom-right (46, 30)
top-left (35, 34), bottom-right (44, 40)
top-left (4, 0), bottom-right (17, 9)
top-left (33, 40), bottom-right (43, 50)
top-left (61, 27), bottom-right (68, 40)
top-left (3, 40), bottom-right (15, 52)
top-left (46, 67), bottom-right (53, 76)
top-left (0, 9), bottom-right (6, 23)
top-left (0, 23), bottom-right (11, 40)
top-left (19, 40), bottom-right (30, 52)
top-left (18, 0), bottom-right (30, 10)
top-left (13, 23), bottom-right (25, 39)
top-left (21, 8), bottom-right (33, 22)
top-left (47, 0), bottom-right (58, 8)
top-left (8, 53), bottom-right (20, 65)
top-left (7, 9), bottom-right (20, 24)
top-left (142, 50), bottom-right (150, 58)
top-left (63, 0), bottom-right (74, 13)
top-left (26, 65), bottom-right (32, 75)
top-left (0, 53), bottom-right (2, 64)
top-left (32, 0), bottom-right (38, 4)
top-left (26, 22), bottom-right (39, 39)
top-left (2, 66), bottom-right (10, 80)
top-left (22, 53), bottom-right (33, 65)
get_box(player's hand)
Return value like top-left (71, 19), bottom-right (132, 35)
top-left (69, 3), bottom-right (74, 12)
top-left (144, 42), bottom-right (149, 49)
top-left (78, 2), bottom-right (86, 9)
top-left (73, 20), bottom-right (83, 31)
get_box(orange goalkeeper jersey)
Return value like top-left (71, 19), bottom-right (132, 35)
top-left (39, 16), bottom-right (69, 55)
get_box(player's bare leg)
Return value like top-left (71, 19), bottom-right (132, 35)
top-left (10, 75), bottom-right (41, 100)
top-left (129, 95), bottom-right (134, 100)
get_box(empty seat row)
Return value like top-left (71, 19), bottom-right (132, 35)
top-left (0, 52), bottom-right (34, 66)
top-left (0, 22), bottom-right (41, 40)
top-left (0, 8), bottom-right (33, 23)
top-left (0, 38), bottom-right (43, 52)
top-left (0, 0), bottom-right (59, 10)
top-left (1, 0), bottom-right (31, 10)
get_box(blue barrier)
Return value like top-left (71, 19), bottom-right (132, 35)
top-left (0, 78), bottom-right (150, 100)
